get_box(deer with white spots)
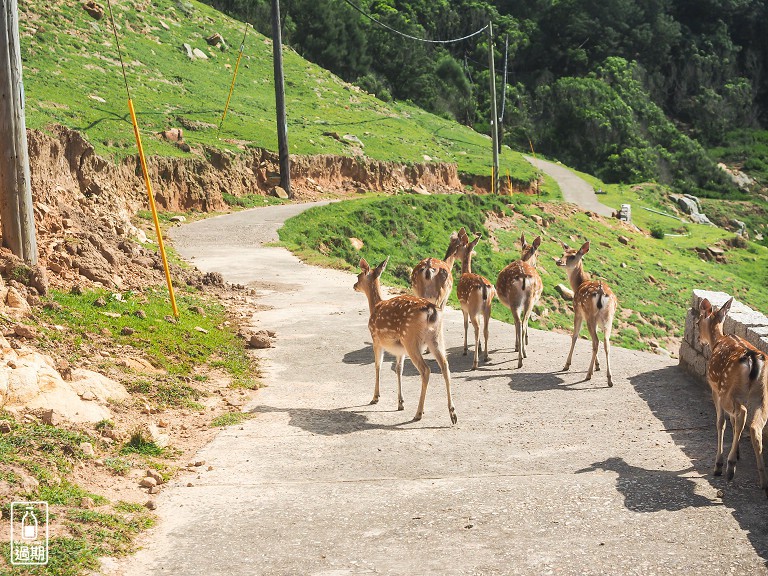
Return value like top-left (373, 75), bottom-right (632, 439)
top-left (495, 233), bottom-right (543, 369)
top-left (455, 230), bottom-right (495, 369)
top-left (555, 241), bottom-right (617, 386)
top-left (410, 228), bottom-right (465, 309)
top-left (696, 297), bottom-right (768, 497)
top-left (354, 257), bottom-right (457, 424)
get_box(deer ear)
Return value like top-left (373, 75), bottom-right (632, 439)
top-left (532, 236), bottom-right (542, 249)
top-left (374, 257), bottom-right (389, 277)
top-left (560, 240), bottom-right (570, 250)
top-left (699, 298), bottom-right (712, 315)
top-left (579, 241), bottom-right (590, 255)
top-left (715, 297), bottom-right (733, 322)
top-left (520, 232), bottom-right (527, 247)
top-left (359, 258), bottom-right (370, 273)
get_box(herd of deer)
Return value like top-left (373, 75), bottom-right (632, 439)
top-left (353, 227), bottom-right (768, 497)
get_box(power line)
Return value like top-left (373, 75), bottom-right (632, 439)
top-left (341, 0), bottom-right (488, 44)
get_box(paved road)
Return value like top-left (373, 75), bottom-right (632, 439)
top-left (119, 201), bottom-right (768, 575)
top-left (525, 156), bottom-right (615, 217)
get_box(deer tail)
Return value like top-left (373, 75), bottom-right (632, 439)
top-left (424, 303), bottom-right (439, 324)
top-left (745, 350), bottom-right (764, 381)
top-left (596, 282), bottom-right (606, 310)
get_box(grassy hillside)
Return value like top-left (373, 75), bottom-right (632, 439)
top-left (20, 0), bottom-right (535, 180)
top-left (279, 193), bottom-right (768, 352)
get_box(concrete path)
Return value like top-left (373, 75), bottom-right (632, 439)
top-left (119, 201), bottom-right (768, 575)
top-left (525, 155), bottom-right (615, 217)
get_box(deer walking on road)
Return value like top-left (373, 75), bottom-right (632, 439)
top-left (555, 241), bottom-right (617, 386)
top-left (496, 233), bottom-right (543, 369)
top-left (696, 297), bottom-right (768, 496)
top-left (354, 257), bottom-right (457, 424)
top-left (455, 230), bottom-right (495, 369)
top-left (411, 229), bottom-right (464, 310)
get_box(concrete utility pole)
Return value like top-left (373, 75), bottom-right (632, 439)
top-left (271, 0), bottom-right (291, 197)
top-left (487, 22), bottom-right (499, 194)
top-left (0, 0), bottom-right (37, 263)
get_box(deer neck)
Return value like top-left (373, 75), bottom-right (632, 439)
top-left (568, 264), bottom-right (590, 292)
top-left (460, 252), bottom-right (472, 275)
top-left (364, 280), bottom-right (384, 315)
top-left (445, 254), bottom-right (456, 271)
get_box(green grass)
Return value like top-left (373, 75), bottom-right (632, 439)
top-left (38, 287), bottom-right (257, 388)
top-left (279, 194), bottom-right (768, 351)
top-left (211, 411), bottom-right (254, 427)
top-left (20, 0), bottom-right (537, 182)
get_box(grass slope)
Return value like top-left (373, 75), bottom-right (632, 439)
top-left (279, 193), bottom-right (768, 352)
top-left (20, 0), bottom-right (536, 180)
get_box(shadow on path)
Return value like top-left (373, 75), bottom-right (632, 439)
top-left (248, 405), bottom-right (446, 436)
top-left (577, 456), bottom-right (716, 512)
top-left (629, 366), bottom-right (768, 563)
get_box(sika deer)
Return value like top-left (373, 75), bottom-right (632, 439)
top-left (696, 297), bottom-right (768, 496)
top-left (495, 233), bottom-right (543, 368)
top-left (354, 257), bottom-right (457, 424)
top-left (555, 241), bottom-right (617, 386)
top-left (455, 230), bottom-right (495, 369)
top-left (411, 228), bottom-right (464, 309)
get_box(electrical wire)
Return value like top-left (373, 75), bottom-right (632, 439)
top-left (341, 0), bottom-right (488, 44)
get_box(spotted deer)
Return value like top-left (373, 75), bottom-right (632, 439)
top-left (495, 233), bottom-right (543, 368)
top-left (555, 241), bottom-right (617, 386)
top-left (354, 257), bottom-right (457, 424)
top-left (696, 297), bottom-right (767, 496)
top-left (411, 228), bottom-right (465, 309)
top-left (455, 230), bottom-right (495, 369)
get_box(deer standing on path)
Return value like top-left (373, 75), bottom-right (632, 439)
top-left (696, 297), bottom-right (768, 496)
top-left (354, 257), bottom-right (457, 425)
top-left (411, 228), bottom-right (464, 310)
top-left (555, 241), bottom-right (617, 386)
top-left (495, 233), bottom-right (543, 368)
top-left (455, 230), bottom-right (495, 369)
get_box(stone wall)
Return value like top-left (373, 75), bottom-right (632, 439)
top-left (679, 289), bottom-right (768, 383)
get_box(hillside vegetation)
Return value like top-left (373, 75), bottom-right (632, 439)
top-left (279, 192), bottom-right (768, 353)
top-left (20, 0), bottom-right (535, 181)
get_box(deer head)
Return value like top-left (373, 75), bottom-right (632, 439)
top-left (555, 240), bottom-right (589, 269)
top-left (696, 297), bottom-right (732, 349)
top-left (520, 233), bottom-right (542, 266)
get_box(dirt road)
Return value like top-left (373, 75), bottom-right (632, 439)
top-left (118, 200), bottom-right (768, 575)
top-left (525, 155), bottom-right (615, 217)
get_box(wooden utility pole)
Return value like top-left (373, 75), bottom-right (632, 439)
top-left (487, 22), bottom-right (499, 194)
top-left (498, 34), bottom-right (509, 155)
top-left (0, 0), bottom-right (37, 263)
top-left (271, 0), bottom-right (291, 197)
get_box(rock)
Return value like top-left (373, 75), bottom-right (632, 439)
top-left (186, 482), bottom-right (194, 487)
top-left (620, 262), bottom-right (627, 268)
top-left (189, 306), bottom-right (205, 316)
top-left (248, 333), bottom-right (272, 349)
top-left (530, 214), bottom-right (544, 226)
top-left (81, 496), bottom-right (96, 509)
top-left (6, 287), bottom-right (31, 315)
top-left (13, 324), bottom-right (37, 339)
top-left (270, 186), bottom-right (289, 199)
top-left (120, 326), bottom-right (135, 336)
top-left (169, 215), bottom-right (187, 223)
top-left (555, 284), bottom-right (574, 300)
top-left (161, 128), bottom-right (183, 142)
top-left (349, 237), bottom-right (364, 250)
top-left (194, 460), bottom-right (205, 467)
top-left (617, 235), bottom-right (629, 245)
top-left (146, 469), bottom-right (164, 484)
top-left (40, 409), bottom-right (62, 426)
top-left (80, 442), bottom-right (95, 457)
top-left (708, 246), bottom-right (725, 256)
top-left (80, 390), bottom-right (97, 401)
top-left (20, 473), bottom-right (39, 494)
top-left (159, 20), bottom-right (170, 30)
top-left (192, 48), bottom-right (209, 60)
top-left (145, 500), bottom-right (157, 510)
top-left (146, 424), bottom-right (170, 448)
top-left (139, 476), bottom-right (157, 488)
top-left (182, 43), bottom-right (194, 59)
top-left (0, 420), bottom-right (11, 433)
top-left (342, 134), bottom-right (364, 147)
top-left (93, 297), bottom-right (107, 307)
top-left (83, 1), bottom-right (104, 20)
top-left (134, 309), bottom-right (147, 319)
top-left (206, 33), bottom-right (224, 46)
top-left (194, 326), bottom-right (209, 334)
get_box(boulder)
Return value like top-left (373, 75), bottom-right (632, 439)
top-left (270, 186), bottom-right (289, 199)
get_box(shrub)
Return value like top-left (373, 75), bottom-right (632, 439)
top-left (650, 224), bottom-right (666, 239)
